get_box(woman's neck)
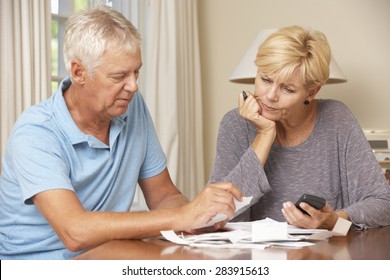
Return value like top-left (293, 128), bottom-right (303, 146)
top-left (275, 100), bottom-right (318, 147)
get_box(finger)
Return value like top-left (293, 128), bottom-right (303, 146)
top-left (207, 181), bottom-right (233, 190)
top-left (191, 219), bottom-right (227, 234)
top-left (214, 220), bottom-right (227, 230)
top-left (282, 202), bottom-right (308, 227)
top-left (245, 90), bottom-right (254, 98)
top-left (208, 182), bottom-right (238, 194)
top-left (322, 202), bottom-right (332, 212)
top-left (282, 203), bottom-right (297, 224)
top-left (238, 91), bottom-right (245, 107)
top-left (299, 203), bottom-right (318, 217)
top-left (228, 186), bottom-right (243, 202)
top-left (209, 182), bottom-right (243, 202)
top-left (287, 201), bottom-right (323, 228)
top-left (298, 202), bottom-right (324, 220)
top-left (239, 90), bottom-right (255, 105)
top-left (203, 186), bottom-right (236, 215)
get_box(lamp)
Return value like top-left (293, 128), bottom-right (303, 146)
top-left (229, 28), bottom-right (347, 84)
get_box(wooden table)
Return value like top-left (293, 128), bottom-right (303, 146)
top-left (74, 226), bottom-right (390, 260)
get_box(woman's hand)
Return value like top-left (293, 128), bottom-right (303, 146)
top-left (239, 91), bottom-right (276, 166)
top-left (238, 91), bottom-right (275, 133)
top-left (281, 201), bottom-right (340, 230)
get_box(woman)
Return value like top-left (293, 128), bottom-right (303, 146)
top-left (209, 25), bottom-right (390, 230)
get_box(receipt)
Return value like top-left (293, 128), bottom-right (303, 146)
top-left (195, 196), bottom-right (253, 229)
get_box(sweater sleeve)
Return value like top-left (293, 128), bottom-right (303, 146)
top-left (208, 109), bottom-right (271, 218)
top-left (333, 101), bottom-right (390, 229)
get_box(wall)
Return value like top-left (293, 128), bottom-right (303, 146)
top-left (198, 0), bottom-right (390, 181)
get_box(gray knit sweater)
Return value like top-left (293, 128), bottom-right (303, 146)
top-left (209, 99), bottom-right (390, 229)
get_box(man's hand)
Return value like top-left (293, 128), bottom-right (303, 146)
top-left (179, 182), bottom-right (242, 231)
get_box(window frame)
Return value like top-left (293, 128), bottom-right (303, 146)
top-left (51, 13), bottom-right (67, 84)
top-left (50, 1), bottom-right (125, 92)
top-left (51, 0), bottom-right (93, 91)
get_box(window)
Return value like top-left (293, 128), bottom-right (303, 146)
top-left (50, 1), bottom-right (127, 93)
top-left (50, 0), bottom-right (91, 93)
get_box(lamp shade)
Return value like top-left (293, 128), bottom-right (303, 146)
top-left (229, 29), bottom-right (347, 84)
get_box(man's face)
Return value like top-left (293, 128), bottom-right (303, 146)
top-left (82, 47), bottom-right (142, 121)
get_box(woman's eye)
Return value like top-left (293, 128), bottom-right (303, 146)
top-left (283, 86), bottom-right (295, 93)
top-left (261, 77), bottom-right (272, 83)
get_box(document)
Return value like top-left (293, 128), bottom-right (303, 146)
top-left (161, 218), bottom-right (329, 249)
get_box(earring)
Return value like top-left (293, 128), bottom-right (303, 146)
top-left (304, 100), bottom-right (310, 105)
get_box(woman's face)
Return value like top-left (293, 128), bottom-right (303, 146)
top-left (253, 68), bottom-right (311, 122)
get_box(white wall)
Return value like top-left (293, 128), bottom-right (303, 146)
top-left (198, 0), bottom-right (390, 181)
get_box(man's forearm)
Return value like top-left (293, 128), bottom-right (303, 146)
top-left (153, 193), bottom-right (189, 210)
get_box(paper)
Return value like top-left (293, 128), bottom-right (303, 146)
top-left (195, 196), bottom-right (253, 228)
top-left (189, 242), bottom-right (270, 250)
top-left (251, 219), bottom-right (288, 242)
top-left (161, 229), bottom-right (251, 245)
top-left (287, 225), bottom-right (329, 235)
top-left (161, 230), bottom-right (192, 245)
top-left (268, 241), bottom-right (316, 248)
top-left (331, 217), bottom-right (352, 236)
top-left (160, 218), bottom-right (327, 249)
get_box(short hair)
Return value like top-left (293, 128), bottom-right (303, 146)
top-left (63, 5), bottom-right (141, 77)
top-left (255, 26), bottom-right (331, 89)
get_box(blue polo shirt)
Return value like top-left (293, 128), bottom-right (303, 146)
top-left (0, 78), bottom-right (167, 259)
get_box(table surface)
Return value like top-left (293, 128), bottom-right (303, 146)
top-left (74, 226), bottom-right (390, 260)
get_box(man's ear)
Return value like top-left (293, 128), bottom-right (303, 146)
top-left (70, 59), bottom-right (86, 84)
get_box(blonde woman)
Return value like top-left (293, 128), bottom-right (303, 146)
top-left (209, 26), bottom-right (390, 230)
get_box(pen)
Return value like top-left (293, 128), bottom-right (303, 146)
top-left (242, 90), bottom-right (248, 101)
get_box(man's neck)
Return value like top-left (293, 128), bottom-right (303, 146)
top-left (63, 85), bottom-right (111, 145)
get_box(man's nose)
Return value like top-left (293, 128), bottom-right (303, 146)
top-left (124, 76), bottom-right (138, 92)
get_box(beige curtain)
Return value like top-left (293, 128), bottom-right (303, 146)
top-left (0, 0), bottom-right (51, 168)
top-left (140, 0), bottom-right (204, 199)
top-left (175, 0), bottom-right (205, 199)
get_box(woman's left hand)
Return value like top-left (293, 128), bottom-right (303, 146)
top-left (281, 201), bottom-right (338, 230)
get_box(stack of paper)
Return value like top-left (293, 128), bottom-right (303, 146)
top-left (161, 218), bottom-right (332, 249)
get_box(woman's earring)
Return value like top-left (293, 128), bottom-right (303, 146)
top-left (304, 100), bottom-right (310, 105)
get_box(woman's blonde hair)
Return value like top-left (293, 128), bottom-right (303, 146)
top-left (255, 26), bottom-right (331, 88)
top-left (63, 5), bottom-right (141, 77)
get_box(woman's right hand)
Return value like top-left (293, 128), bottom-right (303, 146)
top-left (238, 91), bottom-right (275, 133)
top-left (239, 91), bottom-right (276, 166)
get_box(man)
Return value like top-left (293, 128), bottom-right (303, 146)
top-left (0, 6), bottom-right (241, 259)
